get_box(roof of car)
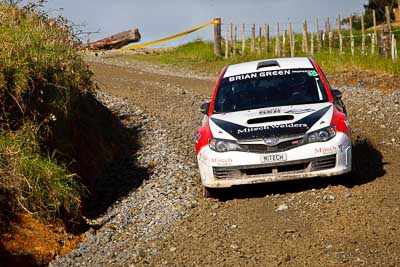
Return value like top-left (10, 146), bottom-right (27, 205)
top-left (223, 57), bottom-right (314, 78)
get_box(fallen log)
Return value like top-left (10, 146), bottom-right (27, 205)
top-left (86, 28), bottom-right (141, 50)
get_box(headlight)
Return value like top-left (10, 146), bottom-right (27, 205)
top-left (305, 126), bottom-right (336, 143)
top-left (209, 138), bottom-right (243, 152)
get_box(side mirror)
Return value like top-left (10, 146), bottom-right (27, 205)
top-left (200, 101), bottom-right (210, 115)
top-left (332, 89), bottom-right (342, 100)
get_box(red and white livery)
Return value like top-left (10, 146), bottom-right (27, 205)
top-left (196, 57), bottom-right (351, 197)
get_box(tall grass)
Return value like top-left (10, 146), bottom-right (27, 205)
top-left (0, 123), bottom-right (85, 219)
top-left (0, 3), bottom-right (92, 221)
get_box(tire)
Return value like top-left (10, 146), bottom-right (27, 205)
top-left (202, 186), bottom-right (215, 198)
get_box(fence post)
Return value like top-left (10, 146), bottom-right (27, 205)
top-left (258, 27), bottom-right (262, 56)
top-left (230, 23), bottom-right (233, 50)
top-left (302, 20), bottom-right (308, 53)
top-left (350, 15), bottom-right (354, 55)
top-left (315, 18), bottom-right (321, 53)
top-left (288, 22), bottom-right (294, 57)
top-left (265, 23), bottom-right (270, 54)
top-left (371, 33), bottom-right (375, 55)
top-left (225, 25), bottom-right (229, 59)
top-left (251, 24), bottom-right (255, 53)
top-left (282, 29), bottom-right (287, 56)
top-left (361, 14), bottom-right (365, 55)
top-left (310, 32), bottom-right (314, 56)
top-left (338, 15), bottom-right (343, 55)
top-left (326, 17), bottom-right (331, 34)
top-left (379, 29), bottom-right (390, 58)
top-left (392, 34), bottom-right (397, 61)
top-left (373, 10), bottom-right (378, 45)
top-left (241, 23), bottom-right (245, 56)
top-left (275, 22), bottom-right (281, 56)
top-left (233, 25), bottom-right (237, 56)
top-left (213, 18), bottom-right (222, 56)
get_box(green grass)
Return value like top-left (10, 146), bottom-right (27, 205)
top-left (122, 36), bottom-right (400, 76)
top-left (0, 123), bottom-right (85, 219)
top-left (0, 3), bottom-right (92, 221)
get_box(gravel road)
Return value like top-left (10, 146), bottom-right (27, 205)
top-left (51, 54), bottom-right (400, 266)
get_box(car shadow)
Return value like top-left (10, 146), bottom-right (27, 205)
top-left (213, 138), bottom-right (386, 201)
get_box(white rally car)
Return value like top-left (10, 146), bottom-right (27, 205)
top-left (196, 57), bottom-right (351, 197)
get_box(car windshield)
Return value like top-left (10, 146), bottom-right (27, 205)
top-left (213, 69), bottom-right (328, 113)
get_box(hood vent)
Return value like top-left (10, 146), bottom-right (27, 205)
top-left (256, 60), bottom-right (280, 70)
top-left (247, 115), bottom-right (294, 124)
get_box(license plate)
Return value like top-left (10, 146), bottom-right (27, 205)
top-left (261, 153), bottom-right (287, 163)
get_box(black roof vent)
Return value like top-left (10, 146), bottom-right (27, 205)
top-left (256, 60), bottom-right (280, 70)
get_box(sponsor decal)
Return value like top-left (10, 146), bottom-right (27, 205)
top-left (211, 106), bottom-right (332, 140)
top-left (314, 146), bottom-right (337, 155)
top-left (238, 123), bottom-right (308, 134)
top-left (344, 119), bottom-right (350, 127)
top-left (307, 70), bottom-right (319, 77)
top-left (285, 108), bottom-right (316, 115)
top-left (228, 70), bottom-right (291, 82)
top-left (290, 69), bottom-right (318, 74)
top-left (211, 158), bottom-right (233, 166)
top-left (198, 152), bottom-right (209, 163)
top-left (259, 108), bottom-right (281, 115)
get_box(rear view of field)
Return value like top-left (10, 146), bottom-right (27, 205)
top-left (51, 53), bottom-right (400, 266)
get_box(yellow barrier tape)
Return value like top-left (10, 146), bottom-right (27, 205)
top-left (121, 20), bottom-right (217, 50)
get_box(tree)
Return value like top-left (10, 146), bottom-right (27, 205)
top-left (363, 0), bottom-right (398, 28)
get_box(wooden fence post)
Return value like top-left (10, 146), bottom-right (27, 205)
top-left (379, 29), bottom-right (390, 58)
top-left (225, 25), bottom-right (229, 59)
top-left (241, 24), bottom-right (245, 56)
top-left (371, 33), bottom-right (375, 55)
top-left (288, 22), bottom-right (294, 57)
top-left (315, 18), bottom-right (321, 53)
top-left (213, 18), bottom-right (222, 56)
top-left (310, 32), bottom-right (314, 56)
top-left (392, 34), bottom-right (397, 61)
top-left (361, 14), bottom-right (366, 55)
top-left (251, 24), bottom-right (255, 53)
top-left (350, 15), bottom-right (354, 55)
top-left (282, 29), bottom-right (287, 56)
top-left (338, 15), bottom-right (343, 55)
top-left (233, 25), bottom-right (237, 56)
top-left (265, 23), bottom-right (270, 54)
top-left (373, 10), bottom-right (378, 45)
top-left (275, 22), bottom-right (281, 56)
top-left (230, 23), bottom-right (233, 49)
top-left (258, 27), bottom-right (262, 56)
top-left (302, 20), bottom-right (308, 53)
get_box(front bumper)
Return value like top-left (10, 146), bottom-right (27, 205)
top-left (197, 132), bottom-right (352, 188)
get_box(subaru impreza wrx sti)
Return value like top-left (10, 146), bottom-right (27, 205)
top-left (196, 57), bottom-right (352, 197)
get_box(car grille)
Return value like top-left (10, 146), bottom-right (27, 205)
top-left (311, 154), bottom-right (337, 171)
top-left (213, 155), bottom-right (337, 180)
top-left (239, 137), bottom-right (303, 154)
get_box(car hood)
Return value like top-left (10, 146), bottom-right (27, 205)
top-left (209, 102), bottom-right (333, 141)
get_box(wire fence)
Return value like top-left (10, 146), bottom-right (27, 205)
top-left (214, 9), bottom-right (400, 61)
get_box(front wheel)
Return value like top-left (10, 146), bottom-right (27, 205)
top-left (202, 186), bottom-right (216, 198)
